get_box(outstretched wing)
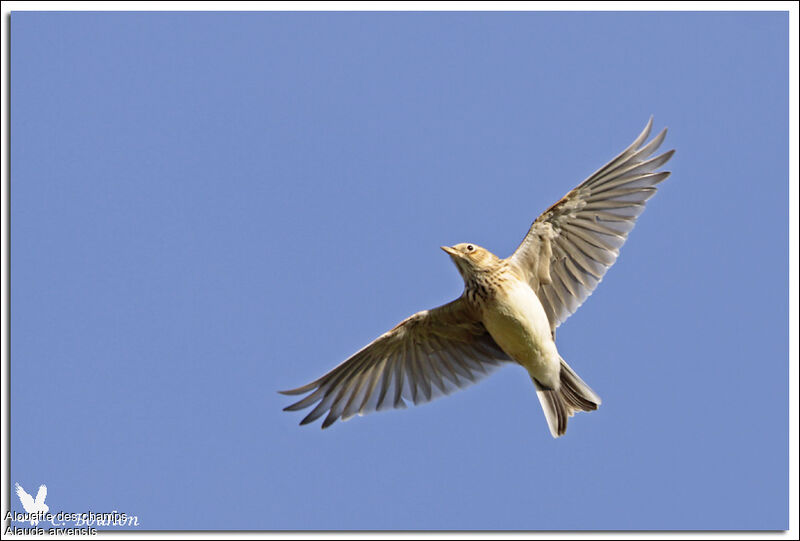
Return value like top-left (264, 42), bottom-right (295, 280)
top-left (508, 116), bottom-right (674, 330)
top-left (34, 485), bottom-right (47, 506)
top-left (280, 297), bottom-right (511, 428)
top-left (15, 483), bottom-right (35, 513)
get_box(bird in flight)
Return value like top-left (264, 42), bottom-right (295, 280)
top-left (15, 483), bottom-right (48, 525)
top-left (281, 117), bottom-right (674, 437)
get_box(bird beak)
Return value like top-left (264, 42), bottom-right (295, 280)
top-left (440, 246), bottom-right (458, 257)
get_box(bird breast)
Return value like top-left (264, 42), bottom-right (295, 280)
top-left (480, 277), bottom-right (560, 385)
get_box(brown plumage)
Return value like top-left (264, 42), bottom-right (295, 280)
top-left (281, 117), bottom-right (673, 436)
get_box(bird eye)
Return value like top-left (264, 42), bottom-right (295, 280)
top-left (466, 245), bottom-right (474, 252)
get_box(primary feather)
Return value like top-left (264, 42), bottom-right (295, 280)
top-left (509, 116), bottom-right (674, 330)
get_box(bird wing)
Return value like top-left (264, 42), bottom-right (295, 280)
top-left (34, 485), bottom-right (47, 506)
top-left (508, 117), bottom-right (674, 331)
top-left (280, 297), bottom-right (511, 428)
top-left (15, 483), bottom-right (35, 513)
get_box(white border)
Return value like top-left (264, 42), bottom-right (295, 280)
top-left (1, 3), bottom-right (797, 540)
top-left (0, 1), bottom-right (797, 11)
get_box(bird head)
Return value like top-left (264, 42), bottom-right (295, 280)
top-left (440, 243), bottom-right (500, 282)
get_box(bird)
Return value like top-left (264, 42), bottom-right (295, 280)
top-left (15, 483), bottom-right (48, 525)
top-left (280, 117), bottom-right (674, 437)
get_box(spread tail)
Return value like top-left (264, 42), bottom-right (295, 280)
top-left (534, 358), bottom-right (601, 438)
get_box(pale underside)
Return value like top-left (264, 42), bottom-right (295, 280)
top-left (481, 277), bottom-right (561, 388)
top-left (281, 117), bottom-right (674, 429)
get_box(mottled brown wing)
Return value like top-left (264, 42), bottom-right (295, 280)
top-left (280, 297), bottom-right (511, 428)
top-left (509, 117), bottom-right (675, 331)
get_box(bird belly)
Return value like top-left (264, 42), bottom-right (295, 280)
top-left (482, 280), bottom-right (560, 388)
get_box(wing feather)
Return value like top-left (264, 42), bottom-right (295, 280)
top-left (281, 297), bottom-right (511, 427)
top-left (509, 117), bottom-right (674, 330)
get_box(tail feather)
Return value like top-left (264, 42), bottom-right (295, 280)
top-left (535, 358), bottom-right (601, 438)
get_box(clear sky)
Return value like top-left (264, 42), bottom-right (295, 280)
top-left (10, 11), bottom-right (789, 530)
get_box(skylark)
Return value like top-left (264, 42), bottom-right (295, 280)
top-left (281, 117), bottom-right (674, 437)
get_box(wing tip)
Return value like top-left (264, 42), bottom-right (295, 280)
top-left (638, 116), bottom-right (654, 144)
top-left (278, 383), bottom-right (316, 396)
top-left (661, 148), bottom-right (676, 160)
top-left (283, 402), bottom-right (304, 412)
top-left (321, 414), bottom-right (338, 429)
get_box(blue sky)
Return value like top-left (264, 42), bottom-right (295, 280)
top-left (10, 11), bottom-right (788, 530)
